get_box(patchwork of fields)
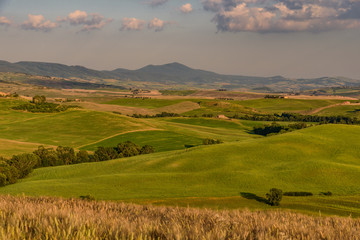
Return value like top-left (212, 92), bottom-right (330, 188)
top-left (1, 96), bottom-right (360, 217)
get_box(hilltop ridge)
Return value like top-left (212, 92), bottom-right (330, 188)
top-left (0, 60), bottom-right (359, 91)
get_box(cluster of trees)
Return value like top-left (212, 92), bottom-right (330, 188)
top-left (233, 112), bottom-right (360, 125)
top-left (131, 112), bottom-right (180, 118)
top-left (253, 122), bottom-right (308, 136)
top-left (93, 141), bottom-right (154, 161)
top-left (0, 141), bottom-right (154, 187)
top-left (264, 95), bottom-right (285, 99)
top-left (202, 138), bottom-right (223, 145)
top-left (12, 95), bottom-right (76, 113)
top-left (34, 146), bottom-right (90, 167)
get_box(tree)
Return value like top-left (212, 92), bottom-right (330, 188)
top-left (56, 146), bottom-right (76, 165)
top-left (116, 141), bottom-right (141, 157)
top-left (7, 154), bottom-right (39, 178)
top-left (0, 158), bottom-right (19, 186)
top-left (32, 95), bottom-right (46, 104)
top-left (266, 188), bottom-right (283, 206)
top-left (76, 150), bottom-right (90, 163)
top-left (33, 146), bottom-right (60, 167)
top-left (94, 147), bottom-right (119, 161)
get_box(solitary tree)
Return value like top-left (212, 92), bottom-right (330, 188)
top-left (32, 95), bottom-right (46, 104)
top-left (266, 188), bottom-right (283, 206)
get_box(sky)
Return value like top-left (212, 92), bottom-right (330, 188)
top-left (0, 0), bottom-right (359, 79)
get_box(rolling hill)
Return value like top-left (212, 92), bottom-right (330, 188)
top-left (1, 124), bottom-right (359, 203)
top-left (1, 60), bottom-right (359, 91)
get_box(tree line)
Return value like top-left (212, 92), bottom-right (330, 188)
top-left (131, 112), bottom-right (180, 118)
top-left (232, 112), bottom-right (360, 125)
top-left (0, 141), bottom-right (154, 187)
top-left (12, 95), bottom-right (77, 113)
top-left (253, 122), bottom-right (308, 136)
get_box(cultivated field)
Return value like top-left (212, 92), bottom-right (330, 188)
top-left (1, 87), bottom-right (360, 219)
top-left (1, 195), bottom-right (359, 239)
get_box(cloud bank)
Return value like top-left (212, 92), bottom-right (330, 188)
top-left (202, 0), bottom-right (360, 32)
top-left (121, 17), bottom-right (146, 31)
top-left (60, 10), bottom-right (112, 31)
top-left (121, 17), bottom-right (171, 32)
top-left (0, 16), bottom-right (10, 26)
top-left (21, 14), bottom-right (58, 32)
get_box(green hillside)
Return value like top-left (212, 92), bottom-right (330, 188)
top-left (1, 125), bottom-right (359, 205)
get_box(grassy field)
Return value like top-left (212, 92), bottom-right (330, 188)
top-left (81, 130), bottom-right (204, 152)
top-left (316, 105), bottom-right (360, 117)
top-left (236, 99), bottom-right (346, 113)
top-left (2, 124), bottom-right (360, 216)
top-left (0, 98), bottom-right (158, 155)
top-left (0, 98), bottom-right (260, 156)
top-left (80, 117), bottom-right (262, 152)
top-left (104, 98), bottom-right (187, 109)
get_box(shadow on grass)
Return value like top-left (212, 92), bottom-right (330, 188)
top-left (240, 192), bottom-right (270, 205)
top-left (184, 144), bottom-right (196, 148)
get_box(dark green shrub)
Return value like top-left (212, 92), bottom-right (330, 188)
top-left (140, 145), bottom-right (155, 154)
top-left (79, 195), bottom-right (95, 201)
top-left (203, 138), bottom-right (223, 145)
top-left (321, 191), bottom-right (333, 196)
top-left (283, 192), bottom-right (313, 197)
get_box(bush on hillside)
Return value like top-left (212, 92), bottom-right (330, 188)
top-left (203, 138), bottom-right (223, 145)
top-left (283, 192), bottom-right (313, 197)
top-left (140, 145), bottom-right (155, 154)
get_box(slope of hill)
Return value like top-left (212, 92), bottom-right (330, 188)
top-left (1, 125), bottom-right (359, 203)
top-left (1, 60), bottom-right (359, 91)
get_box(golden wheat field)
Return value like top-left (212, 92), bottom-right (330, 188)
top-left (0, 195), bottom-right (359, 240)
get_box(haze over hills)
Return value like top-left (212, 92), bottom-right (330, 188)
top-left (0, 60), bottom-right (359, 91)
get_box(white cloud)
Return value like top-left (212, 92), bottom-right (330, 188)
top-left (21, 14), bottom-right (58, 32)
top-left (0, 16), bottom-right (11, 26)
top-left (148, 17), bottom-right (170, 31)
top-left (121, 18), bottom-right (146, 31)
top-left (202, 0), bottom-right (360, 33)
top-left (181, 3), bottom-right (193, 13)
top-left (60, 10), bottom-right (112, 31)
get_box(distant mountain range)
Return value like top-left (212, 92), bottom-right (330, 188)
top-left (0, 60), bottom-right (359, 91)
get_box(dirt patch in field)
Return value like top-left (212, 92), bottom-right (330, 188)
top-left (75, 102), bottom-right (157, 115)
top-left (155, 101), bottom-right (200, 114)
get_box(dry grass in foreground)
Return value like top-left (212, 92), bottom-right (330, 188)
top-left (0, 195), bottom-right (359, 239)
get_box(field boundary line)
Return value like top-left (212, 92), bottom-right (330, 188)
top-left (306, 102), bottom-right (360, 114)
top-left (0, 138), bottom-right (55, 147)
top-left (77, 128), bottom-right (162, 149)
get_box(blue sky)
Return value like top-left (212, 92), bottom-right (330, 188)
top-left (0, 0), bottom-right (359, 79)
